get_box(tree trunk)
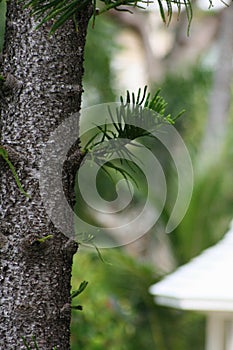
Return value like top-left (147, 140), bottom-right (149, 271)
top-left (0, 2), bottom-right (91, 349)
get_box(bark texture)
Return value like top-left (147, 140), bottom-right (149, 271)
top-left (0, 1), bottom-right (91, 349)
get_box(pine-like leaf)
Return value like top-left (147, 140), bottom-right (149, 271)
top-left (71, 280), bottom-right (88, 299)
top-left (82, 86), bottom-right (184, 189)
top-left (22, 0), bottom-right (194, 34)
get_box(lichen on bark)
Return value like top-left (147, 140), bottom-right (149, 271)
top-left (0, 1), bottom-right (92, 348)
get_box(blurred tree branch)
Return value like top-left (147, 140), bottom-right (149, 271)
top-left (109, 6), bottom-right (220, 86)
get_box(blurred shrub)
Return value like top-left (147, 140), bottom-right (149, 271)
top-left (171, 136), bottom-right (233, 264)
top-left (71, 249), bottom-right (205, 350)
top-left (73, 57), bottom-right (232, 349)
top-left (156, 64), bottom-right (212, 156)
top-left (158, 64), bottom-right (233, 264)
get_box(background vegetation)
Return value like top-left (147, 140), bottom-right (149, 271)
top-left (71, 3), bottom-right (233, 349)
top-left (71, 250), bottom-right (205, 349)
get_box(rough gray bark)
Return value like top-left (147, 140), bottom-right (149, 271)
top-left (0, 1), bottom-right (91, 349)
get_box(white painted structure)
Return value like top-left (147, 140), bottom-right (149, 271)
top-left (149, 221), bottom-right (233, 350)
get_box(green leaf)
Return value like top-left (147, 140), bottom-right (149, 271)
top-left (5, 158), bottom-right (31, 198)
top-left (76, 233), bottom-right (108, 263)
top-left (103, 160), bottom-right (138, 188)
top-left (23, 0), bottom-right (89, 34)
top-left (35, 235), bottom-right (53, 243)
top-left (22, 0), bottom-right (194, 34)
top-left (71, 304), bottom-right (83, 310)
top-left (0, 146), bottom-right (31, 198)
top-left (22, 336), bottom-right (41, 350)
top-left (71, 280), bottom-right (88, 299)
top-left (82, 86), bottom-right (184, 191)
top-left (0, 0), bottom-right (6, 52)
top-left (22, 337), bottom-right (32, 350)
top-left (157, 0), bottom-right (166, 23)
top-left (32, 336), bottom-right (40, 350)
top-left (0, 146), bottom-right (8, 159)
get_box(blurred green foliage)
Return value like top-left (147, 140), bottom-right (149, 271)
top-left (157, 65), bottom-right (233, 264)
top-left (73, 18), bottom-right (233, 349)
top-left (156, 65), bottom-right (213, 155)
top-left (171, 141), bottom-right (233, 264)
top-left (83, 16), bottom-right (118, 106)
top-left (71, 250), bottom-right (205, 349)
